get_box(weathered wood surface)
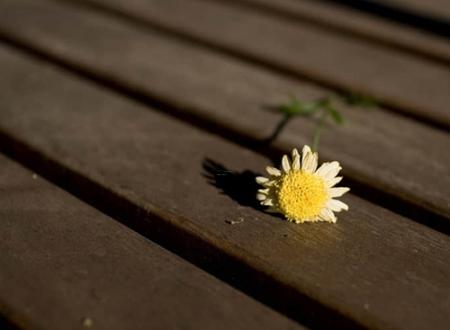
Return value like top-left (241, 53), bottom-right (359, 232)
top-left (213, 0), bottom-right (450, 64)
top-left (0, 0), bottom-right (449, 222)
top-left (64, 0), bottom-right (450, 128)
top-left (0, 153), bottom-right (302, 330)
top-left (1, 45), bottom-right (450, 330)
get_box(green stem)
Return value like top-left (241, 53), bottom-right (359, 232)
top-left (263, 113), bottom-right (292, 145)
top-left (312, 110), bottom-right (328, 152)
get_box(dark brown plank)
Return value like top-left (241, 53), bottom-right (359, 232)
top-left (227, 0), bottom-right (450, 64)
top-left (0, 0), bottom-right (448, 222)
top-left (65, 0), bottom-right (450, 128)
top-left (0, 154), bottom-right (302, 330)
top-left (0, 44), bottom-right (449, 330)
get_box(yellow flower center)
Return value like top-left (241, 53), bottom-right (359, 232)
top-left (276, 170), bottom-right (328, 222)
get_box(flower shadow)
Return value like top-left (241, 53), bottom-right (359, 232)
top-left (202, 158), bottom-right (264, 211)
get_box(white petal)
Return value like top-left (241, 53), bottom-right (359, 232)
top-left (315, 162), bottom-right (331, 176)
top-left (326, 199), bottom-right (349, 212)
top-left (292, 148), bottom-right (300, 160)
top-left (301, 145), bottom-right (312, 166)
top-left (266, 166), bottom-right (281, 176)
top-left (257, 193), bottom-right (267, 201)
top-left (263, 180), bottom-right (276, 187)
top-left (262, 199), bottom-right (274, 206)
top-left (316, 161), bottom-right (341, 180)
top-left (301, 153), bottom-right (311, 172)
top-left (256, 176), bottom-right (269, 184)
top-left (302, 152), bottom-right (318, 173)
top-left (329, 187), bottom-right (350, 198)
top-left (326, 176), bottom-right (342, 188)
top-left (258, 188), bottom-right (269, 194)
top-left (318, 208), bottom-right (337, 223)
top-left (292, 153), bottom-right (300, 170)
top-left (282, 155), bottom-right (291, 172)
top-left (302, 145), bottom-right (312, 157)
top-left (324, 162), bottom-right (342, 180)
top-left (309, 152), bottom-right (318, 172)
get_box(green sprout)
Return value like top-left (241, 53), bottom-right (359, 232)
top-left (268, 91), bottom-right (376, 151)
top-left (276, 96), bottom-right (344, 151)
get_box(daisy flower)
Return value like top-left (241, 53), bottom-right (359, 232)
top-left (256, 146), bottom-right (349, 223)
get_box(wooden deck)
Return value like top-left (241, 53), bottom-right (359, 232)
top-left (0, 0), bottom-right (449, 329)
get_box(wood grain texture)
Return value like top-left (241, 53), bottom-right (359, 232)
top-left (0, 45), bottom-right (449, 330)
top-left (0, 0), bottom-right (448, 221)
top-left (225, 0), bottom-right (450, 64)
top-left (0, 154), bottom-right (302, 330)
top-left (65, 0), bottom-right (450, 128)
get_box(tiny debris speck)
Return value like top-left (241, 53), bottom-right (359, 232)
top-left (32, 173), bottom-right (38, 179)
top-left (82, 317), bottom-right (93, 328)
top-left (225, 218), bottom-right (244, 225)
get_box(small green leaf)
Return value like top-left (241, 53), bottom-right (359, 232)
top-left (326, 106), bottom-right (344, 125)
top-left (269, 94), bottom-right (355, 151)
top-left (277, 98), bottom-right (300, 116)
top-left (278, 104), bottom-right (295, 116)
top-left (298, 100), bottom-right (322, 115)
top-left (278, 97), bottom-right (327, 117)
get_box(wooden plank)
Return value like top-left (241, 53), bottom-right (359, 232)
top-left (0, 154), bottom-right (302, 330)
top-left (224, 0), bottom-right (450, 64)
top-left (0, 44), bottom-right (450, 330)
top-left (0, 0), bottom-right (449, 222)
top-left (63, 0), bottom-right (450, 129)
